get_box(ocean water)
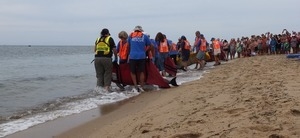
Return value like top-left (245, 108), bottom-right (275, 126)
top-left (0, 45), bottom-right (213, 137)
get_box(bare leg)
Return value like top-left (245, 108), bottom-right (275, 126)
top-left (130, 72), bottom-right (138, 88)
top-left (214, 55), bottom-right (220, 65)
top-left (194, 63), bottom-right (198, 69)
top-left (195, 60), bottom-right (202, 70)
top-left (162, 70), bottom-right (167, 76)
top-left (183, 61), bottom-right (188, 70)
top-left (139, 72), bottom-right (145, 88)
top-left (200, 60), bottom-right (205, 69)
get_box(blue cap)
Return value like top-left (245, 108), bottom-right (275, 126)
top-left (181, 35), bottom-right (186, 40)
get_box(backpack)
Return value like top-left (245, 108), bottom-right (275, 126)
top-left (95, 36), bottom-right (110, 55)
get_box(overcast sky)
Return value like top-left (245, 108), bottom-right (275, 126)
top-left (1, 0), bottom-right (299, 45)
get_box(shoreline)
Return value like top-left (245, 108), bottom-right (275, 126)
top-left (6, 89), bottom-right (169, 138)
top-left (54, 90), bottom-right (170, 138)
top-left (5, 105), bottom-right (100, 138)
top-left (7, 55), bottom-right (300, 138)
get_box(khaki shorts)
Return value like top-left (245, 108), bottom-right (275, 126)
top-left (214, 49), bottom-right (221, 55)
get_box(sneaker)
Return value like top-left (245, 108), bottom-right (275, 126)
top-left (131, 87), bottom-right (139, 93)
top-left (138, 86), bottom-right (145, 92)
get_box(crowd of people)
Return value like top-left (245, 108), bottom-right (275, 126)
top-left (93, 26), bottom-right (300, 92)
top-left (214, 29), bottom-right (300, 60)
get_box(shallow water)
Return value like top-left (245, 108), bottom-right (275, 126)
top-left (0, 45), bottom-right (213, 137)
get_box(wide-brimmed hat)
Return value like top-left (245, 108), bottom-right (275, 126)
top-left (133, 25), bottom-right (143, 32)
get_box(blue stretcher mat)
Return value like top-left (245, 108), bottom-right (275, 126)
top-left (286, 54), bottom-right (300, 58)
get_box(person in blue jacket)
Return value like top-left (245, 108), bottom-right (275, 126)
top-left (128, 25), bottom-right (152, 92)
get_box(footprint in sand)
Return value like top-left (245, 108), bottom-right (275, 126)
top-left (225, 108), bottom-right (245, 114)
top-left (171, 133), bottom-right (202, 138)
top-left (138, 123), bottom-right (153, 134)
top-left (187, 120), bottom-right (206, 126)
top-left (291, 109), bottom-right (300, 116)
top-left (249, 125), bottom-right (282, 132)
top-left (269, 134), bottom-right (285, 138)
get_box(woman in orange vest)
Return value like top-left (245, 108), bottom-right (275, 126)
top-left (155, 32), bottom-right (170, 76)
top-left (178, 35), bottom-right (191, 71)
top-left (211, 37), bottom-right (221, 66)
top-left (193, 31), bottom-right (201, 69)
top-left (195, 34), bottom-right (207, 70)
top-left (116, 31), bottom-right (129, 64)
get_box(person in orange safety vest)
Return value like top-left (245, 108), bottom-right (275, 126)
top-left (116, 31), bottom-right (129, 64)
top-left (211, 37), bottom-right (221, 66)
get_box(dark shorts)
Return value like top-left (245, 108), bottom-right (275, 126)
top-left (182, 50), bottom-right (190, 61)
top-left (129, 59), bottom-right (146, 73)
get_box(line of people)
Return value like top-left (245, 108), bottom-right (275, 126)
top-left (93, 27), bottom-right (300, 93)
top-left (93, 26), bottom-right (226, 92)
top-left (93, 26), bottom-right (208, 93)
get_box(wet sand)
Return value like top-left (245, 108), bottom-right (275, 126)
top-left (54, 55), bottom-right (300, 138)
top-left (54, 91), bottom-right (168, 138)
top-left (8, 55), bottom-right (300, 138)
top-left (6, 92), bottom-right (164, 138)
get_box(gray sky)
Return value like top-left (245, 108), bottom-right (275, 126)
top-left (1, 0), bottom-right (299, 45)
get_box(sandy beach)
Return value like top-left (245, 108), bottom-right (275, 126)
top-left (53, 55), bottom-right (300, 138)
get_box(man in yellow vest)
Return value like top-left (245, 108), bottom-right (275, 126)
top-left (94, 28), bottom-right (118, 92)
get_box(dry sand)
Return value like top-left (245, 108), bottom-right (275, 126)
top-left (56, 55), bottom-right (300, 138)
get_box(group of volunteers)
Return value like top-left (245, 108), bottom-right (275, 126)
top-left (93, 26), bottom-right (300, 93)
top-left (93, 26), bottom-right (154, 93)
top-left (215, 29), bottom-right (300, 61)
top-left (239, 29), bottom-right (300, 56)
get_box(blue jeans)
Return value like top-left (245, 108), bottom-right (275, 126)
top-left (158, 52), bottom-right (169, 71)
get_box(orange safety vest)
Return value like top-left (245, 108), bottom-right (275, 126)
top-left (184, 40), bottom-right (191, 50)
top-left (200, 39), bottom-right (207, 52)
top-left (118, 40), bottom-right (129, 60)
top-left (130, 31), bottom-right (143, 37)
top-left (213, 40), bottom-right (220, 50)
top-left (159, 39), bottom-right (169, 52)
